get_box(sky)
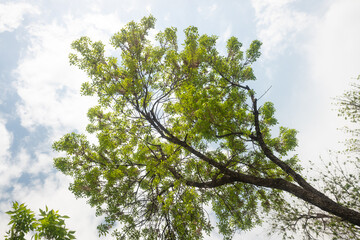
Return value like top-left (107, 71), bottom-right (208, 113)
top-left (0, 0), bottom-right (360, 239)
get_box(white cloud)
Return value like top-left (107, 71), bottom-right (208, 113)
top-left (197, 3), bottom-right (218, 17)
top-left (209, 3), bottom-right (218, 13)
top-left (0, 118), bottom-right (12, 160)
top-left (296, 0), bottom-right (360, 164)
top-left (0, 2), bottom-right (40, 32)
top-left (219, 24), bottom-right (232, 44)
top-left (0, 148), bottom-right (44, 193)
top-left (306, 0), bottom-right (360, 92)
top-left (0, 120), bottom-right (31, 201)
top-left (251, 0), bottom-right (312, 58)
top-left (15, 13), bottom-right (124, 138)
top-left (146, 5), bottom-right (152, 13)
top-left (7, 12), bottom-right (126, 240)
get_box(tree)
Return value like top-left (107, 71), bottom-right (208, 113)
top-left (52, 15), bottom-right (360, 239)
top-left (4, 201), bottom-right (75, 240)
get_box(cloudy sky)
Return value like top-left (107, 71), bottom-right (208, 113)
top-left (1, 0), bottom-right (360, 239)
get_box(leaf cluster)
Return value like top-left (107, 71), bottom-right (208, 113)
top-left (5, 202), bottom-right (75, 240)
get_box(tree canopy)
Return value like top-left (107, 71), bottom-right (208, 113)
top-left (52, 15), bottom-right (360, 239)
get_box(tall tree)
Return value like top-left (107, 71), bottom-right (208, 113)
top-left (53, 16), bottom-right (360, 239)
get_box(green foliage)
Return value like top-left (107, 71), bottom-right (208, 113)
top-left (53, 15), bottom-right (301, 239)
top-left (5, 202), bottom-right (75, 240)
top-left (5, 202), bottom-right (37, 240)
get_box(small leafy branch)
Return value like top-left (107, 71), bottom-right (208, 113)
top-left (5, 201), bottom-right (76, 240)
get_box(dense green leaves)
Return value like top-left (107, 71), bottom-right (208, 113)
top-left (5, 202), bottom-right (37, 240)
top-left (51, 15), bottom-right (323, 240)
top-left (5, 202), bottom-right (75, 240)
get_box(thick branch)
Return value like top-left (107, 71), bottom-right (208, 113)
top-left (144, 110), bottom-right (235, 176)
top-left (142, 89), bottom-right (360, 227)
top-left (167, 166), bottom-right (237, 188)
top-left (248, 92), bottom-right (360, 226)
